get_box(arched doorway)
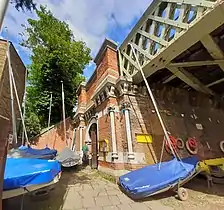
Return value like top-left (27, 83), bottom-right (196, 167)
top-left (89, 123), bottom-right (98, 169)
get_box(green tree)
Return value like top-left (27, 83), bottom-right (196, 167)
top-left (22, 6), bottom-right (91, 127)
top-left (24, 98), bottom-right (42, 140)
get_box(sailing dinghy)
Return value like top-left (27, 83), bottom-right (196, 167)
top-left (3, 158), bottom-right (61, 199)
top-left (119, 156), bottom-right (199, 200)
top-left (7, 145), bottom-right (57, 160)
top-left (118, 44), bottom-right (201, 201)
top-left (56, 147), bottom-right (81, 167)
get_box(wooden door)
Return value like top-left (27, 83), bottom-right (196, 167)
top-left (91, 130), bottom-right (98, 169)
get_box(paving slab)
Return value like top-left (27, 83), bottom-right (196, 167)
top-left (130, 202), bottom-right (151, 210)
top-left (87, 207), bottom-right (103, 210)
top-left (63, 188), bottom-right (83, 210)
top-left (95, 196), bottom-right (112, 207)
top-left (145, 201), bottom-right (174, 210)
top-left (82, 197), bottom-right (96, 208)
top-left (79, 190), bottom-right (99, 198)
top-left (117, 194), bottom-right (134, 204)
top-left (117, 204), bottom-right (133, 210)
top-left (103, 206), bottom-right (119, 210)
top-left (98, 190), bottom-right (108, 196)
top-left (107, 189), bottom-right (121, 196)
top-left (83, 183), bottom-right (94, 190)
top-left (108, 195), bottom-right (121, 205)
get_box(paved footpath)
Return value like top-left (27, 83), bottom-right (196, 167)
top-left (3, 167), bottom-right (224, 210)
top-left (61, 169), bottom-right (172, 210)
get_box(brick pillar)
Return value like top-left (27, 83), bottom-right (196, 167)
top-left (108, 107), bottom-right (118, 159)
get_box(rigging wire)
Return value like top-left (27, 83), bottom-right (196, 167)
top-left (128, 43), bottom-right (188, 172)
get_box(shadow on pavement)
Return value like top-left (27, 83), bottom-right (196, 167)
top-left (3, 166), bottom-right (91, 210)
top-left (185, 175), bottom-right (224, 197)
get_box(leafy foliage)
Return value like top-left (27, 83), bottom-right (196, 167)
top-left (22, 6), bottom-right (91, 129)
top-left (12, 0), bottom-right (36, 11)
top-left (24, 99), bottom-right (42, 140)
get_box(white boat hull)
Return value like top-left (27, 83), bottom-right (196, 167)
top-left (3, 172), bottom-right (61, 200)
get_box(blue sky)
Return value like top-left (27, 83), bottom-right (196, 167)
top-left (2, 0), bottom-right (153, 79)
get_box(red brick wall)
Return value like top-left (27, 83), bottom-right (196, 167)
top-left (32, 118), bottom-right (75, 152)
top-left (120, 85), bottom-right (224, 164)
top-left (152, 85), bottom-right (224, 160)
top-left (118, 94), bottom-right (159, 164)
top-left (98, 160), bottom-right (147, 171)
top-left (78, 88), bottom-right (87, 106)
top-left (85, 48), bottom-right (119, 105)
top-left (96, 100), bottom-right (112, 151)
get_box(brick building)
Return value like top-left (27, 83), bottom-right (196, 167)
top-left (0, 40), bottom-right (27, 205)
top-left (72, 1), bottom-right (224, 176)
top-left (72, 36), bottom-right (224, 176)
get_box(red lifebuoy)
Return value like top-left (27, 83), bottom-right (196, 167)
top-left (186, 137), bottom-right (198, 155)
top-left (220, 141), bottom-right (224, 153)
top-left (165, 135), bottom-right (177, 155)
top-left (176, 138), bottom-right (185, 149)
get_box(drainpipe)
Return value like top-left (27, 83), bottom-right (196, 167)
top-left (123, 103), bottom-right (135, 159)
top-left (108, 107), bottom-right (118, 159)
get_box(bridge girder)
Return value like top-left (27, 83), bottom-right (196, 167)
top-left (119, 0), bottom-right (224, 95)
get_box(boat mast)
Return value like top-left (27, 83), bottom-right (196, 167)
top-left (21, 69), bottom-right (28, 146)
top-left (128, 43), bottom-right (177, 159)
top-left (0, 0), bottom-right (9, 30)
top-left (61, 81), bottom-right (67, 146)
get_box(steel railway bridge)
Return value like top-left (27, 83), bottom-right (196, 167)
top-left (119, 0), bottom-right (224, 95)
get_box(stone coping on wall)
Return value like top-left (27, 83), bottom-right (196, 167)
top-left (76, 81), bottom-right (86, 95)
top-left (94, 38), bottom-right (118, 65)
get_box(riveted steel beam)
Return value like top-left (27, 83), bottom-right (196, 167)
top-left (168, 60), bottom-right (224, 67)
top-left (167, 66), bottom-right (214, 94)
top-left (131, 42), bottom-right (153, 60)
top-left (132, 2), bottom-right (224, 83)
top-left (161, 0), bottom-right (216, 8)
top-left (138, 29), bottom-right (169, 47)
top-left (148, 15), bottom-right (189, 29)
top-left (122, 52), bottom-right (140, 71)
top-left (163, 74), bottom-right (177, 84)
top-left (201, 35), bottom-right (224, 59)
top-left (201, 34), bottom-right (224, 86)
top-left (207, 78), bottom-right (224, 87)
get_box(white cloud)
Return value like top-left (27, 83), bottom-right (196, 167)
top-left (3, 0), bottom-right (153, 76)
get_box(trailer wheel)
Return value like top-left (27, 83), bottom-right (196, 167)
top-left (177, 187), bottom-right (188, 201)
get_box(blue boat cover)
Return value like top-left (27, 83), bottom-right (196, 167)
top-left (19, 146), bottom-right (57, 156)
top-left (4, 158), bottom-right (61, 190)
top-left (119, 156), bottom-right (198, 199)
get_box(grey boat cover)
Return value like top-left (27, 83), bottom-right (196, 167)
top-left (56, 147), bottom-right (81, 167)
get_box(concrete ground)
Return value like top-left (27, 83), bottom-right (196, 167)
top-left (3, 167), bottom-right (224, 210)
